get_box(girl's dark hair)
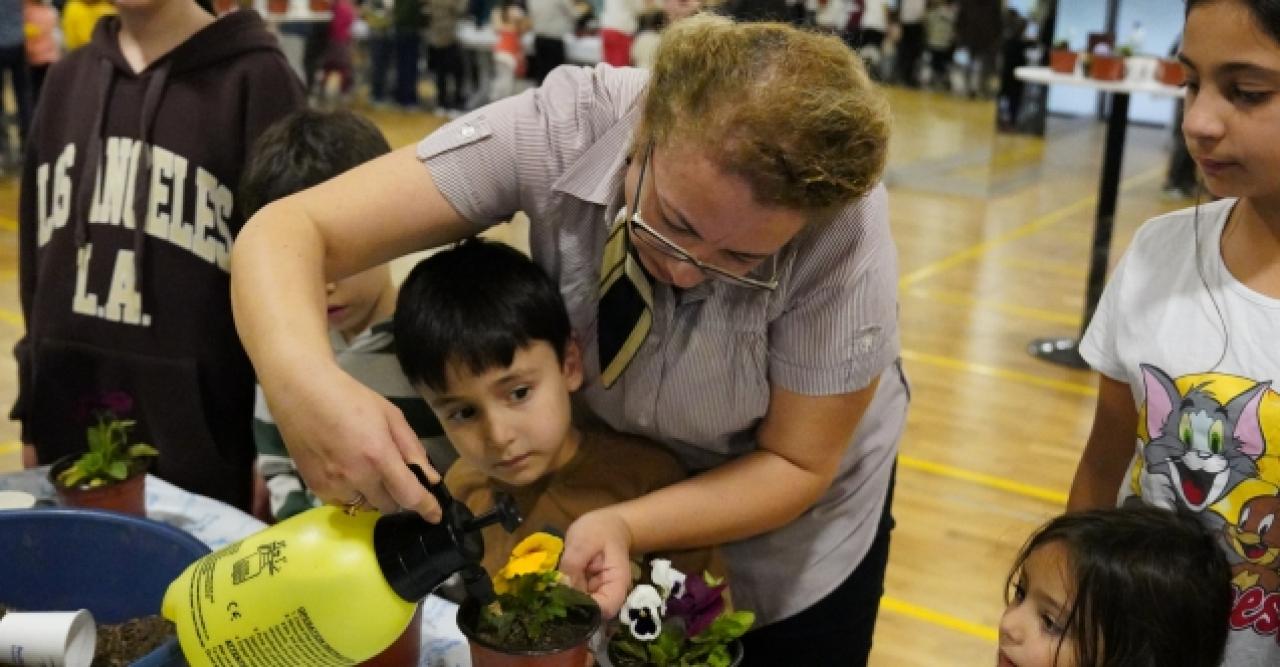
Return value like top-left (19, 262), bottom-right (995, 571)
top-left (1006, 507), bottom-right (1232, 667)
top-left (393, 239), bottom-right (571, 392)
top-left (1187, 0), bottom-right (1280, 44)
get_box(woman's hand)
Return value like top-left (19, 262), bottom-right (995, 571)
top-left (561, 508), bottom-right (635, 618)
top-left (265, 364), bottom-right (443, 521)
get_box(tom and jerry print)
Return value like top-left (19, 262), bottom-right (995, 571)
top-left (1128, 364), bottom-right (1280, 643)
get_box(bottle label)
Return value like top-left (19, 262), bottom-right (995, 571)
top-left (198, 607), bottom-right (354, 667)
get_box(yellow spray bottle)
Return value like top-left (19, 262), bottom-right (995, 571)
top-left (161, 465), bottom-right (520, 666)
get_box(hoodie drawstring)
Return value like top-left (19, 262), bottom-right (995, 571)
top-left (74, 58), bottom-right (117, 250)
top-left (131, 60), bottom-right (172, 311)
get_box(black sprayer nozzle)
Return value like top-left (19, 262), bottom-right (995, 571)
top-left (464, 492), bottom-right (522, 534)
top-left (462, 564), bottom-right (495, 605)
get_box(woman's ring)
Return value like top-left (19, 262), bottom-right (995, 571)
top-left (343, 491), bottom-right (367, 515)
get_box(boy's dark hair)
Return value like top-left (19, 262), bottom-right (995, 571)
top-left (394, 239), bottom-right (572, 393)
top-left (1006, 506), bottom-right (1231, 667)
top-left (239, 109), bottom-right (391, 218)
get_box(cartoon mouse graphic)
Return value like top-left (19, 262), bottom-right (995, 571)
top-left (1225, 495), bottom-right (1280, 592)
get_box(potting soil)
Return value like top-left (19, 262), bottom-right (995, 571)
top-left (0, 603), bottom-right (175, 666)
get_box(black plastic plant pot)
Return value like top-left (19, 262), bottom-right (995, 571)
top-left (457, 591), bottom-right (601, 667)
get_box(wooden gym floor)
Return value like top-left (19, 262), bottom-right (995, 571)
top-left (0, 85), bottom-right (1189, 666)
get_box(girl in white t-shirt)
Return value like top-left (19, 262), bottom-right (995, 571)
top-left (1071, 1), bottom-right (1280, 663)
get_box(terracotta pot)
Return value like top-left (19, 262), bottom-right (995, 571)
top-left (361, 602), bottom-right (422, 666)
top-left (1156, 58), bottom-right (1186, 87)
top-left (308, 0), bottom-right (330, 11)
top-left (48, 455), bottom-right (148, 516)
top-left (1088, 54), bottom-right (1125, 82)
top-left (458, 596), bottom-right (601, 667)
top-left (266, 0), bottom-right (289, 13)
top-left (1049, 49), bottom-right (1078, 75)
top-left (212, 0), bottom-right (235, 13)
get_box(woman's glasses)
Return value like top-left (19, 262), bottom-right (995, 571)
top-left (624, 143), bottom-right (780, 291)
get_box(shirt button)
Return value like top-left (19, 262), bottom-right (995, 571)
top-left (460, 124), bottom-right (476, 138)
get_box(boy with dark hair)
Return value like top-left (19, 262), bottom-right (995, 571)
top-left (240, 109), bottom-right (451, 520)
top-left (394, 238), bottom-right (717, 578)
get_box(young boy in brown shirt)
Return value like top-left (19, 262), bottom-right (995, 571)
top-left (393, 238), bottom-right (716, 578)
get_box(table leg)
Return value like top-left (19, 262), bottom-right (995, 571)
top-left (1029, 91), bottom-right (1130, 369)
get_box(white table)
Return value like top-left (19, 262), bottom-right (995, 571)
top-left (1014, 66), bottom-right (1184, 368)
top-left (0, 470), bottom-right (471, 667)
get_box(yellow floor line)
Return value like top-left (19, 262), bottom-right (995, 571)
top-left (908, 288), bottom-right (1079, 326)
top-left (899, 454), bottom-right (1068, 506)
top-left (899, 167), bottom-right (1162, 289)
top-left (900, 348), bottom-right (1098, 397)
top-left (0, 308), bottom-right (21, 328)
top-left (880, 596), bottom-right (999, 643)
top-left (997, 256), bottom-right (1089, 280)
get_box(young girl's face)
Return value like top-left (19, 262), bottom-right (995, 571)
top-left (998, 541), bottom-right (1077, 667)
top-left (1182, 0), bottom-right (1280, 201)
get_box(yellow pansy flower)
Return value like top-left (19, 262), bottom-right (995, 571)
top-left (497, 532), bottom-right (564, 581)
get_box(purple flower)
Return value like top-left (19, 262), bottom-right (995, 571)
top-left (665, 574), bottom-right (725, 638)
top-left (99, 391), bottom-right (134, 416)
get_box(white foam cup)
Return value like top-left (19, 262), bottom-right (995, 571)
top-left (0, 609), bottom-right (96, 667)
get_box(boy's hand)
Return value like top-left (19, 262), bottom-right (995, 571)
top-left (561, 508), bottom-right (634, 618)
top-left (267, 365), bottom-right (443, 522)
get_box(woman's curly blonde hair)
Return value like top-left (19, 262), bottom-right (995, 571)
top-left (637, 14), bottom-right (891, 215)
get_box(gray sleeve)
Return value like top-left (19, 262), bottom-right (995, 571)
top-left (416, 64), bottom-right (646, 227)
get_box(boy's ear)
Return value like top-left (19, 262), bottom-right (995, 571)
top-left (563, 334), bottom-right (584, 392)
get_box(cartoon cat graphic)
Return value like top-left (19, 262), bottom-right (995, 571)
top-left (1135, 364), bottom-right (1269, 518)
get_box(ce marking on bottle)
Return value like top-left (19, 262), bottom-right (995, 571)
top-left (227, 601), bottom-right (242, 621)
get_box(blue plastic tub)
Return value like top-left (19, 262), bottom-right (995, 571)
top-left (0, 508), bottom-right (209, 666)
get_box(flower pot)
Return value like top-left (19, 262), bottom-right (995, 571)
top-left (308, 0), bottom-right (330, 10)
top-left (1156, 58), bottom-right (1186, 87)
top-left (1088, 54), bottom-right (1125, 81)
top-left (266, 0), bottom-right (288, 13)
top-left (458, 595), bottom-right (601, 667)
top-left (360, 602), bottom-right (422, 666)
top-left (600, 637), bottom-right (744, 667)
top-left (48, 455), bottom-right (148, 516)
top-left (1049, 49), bottom-right (1078, 75)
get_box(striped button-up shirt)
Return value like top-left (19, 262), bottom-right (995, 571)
top-left (418, 64), bottom-right (909, 624)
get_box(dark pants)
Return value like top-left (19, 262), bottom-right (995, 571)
top-left (427, 43), bottom-right (464, 109)
top-left (368, 33), bottom-right (394, 102)
top-left (928, 47), bottom-right (953, 87)
top-left (394, 29), bottom-right (422, 106)
top-left (897, 22), bottom-right (925, 87)
top-left (0, 45), bottom-right (31, 145)
top-left (530, 35), bottom-right (565, 85)
top-left (740, 464), bottom-right (897, 666)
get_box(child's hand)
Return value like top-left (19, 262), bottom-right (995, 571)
top-left (265, 364), bottom-right (443, 522)
top-left (561, 508), bottom-right (635, 618)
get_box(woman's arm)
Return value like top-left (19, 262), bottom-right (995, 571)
top-left (561, 377), bottom-right (881, 615)
top-left (1067, 374), bottom-right (1138, 511)
top-left (231, 145), bottom-right (476, 518)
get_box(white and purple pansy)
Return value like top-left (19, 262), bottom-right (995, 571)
top-left (649, 558), bottom-right (686, 602)
top-left (621, 584), bottom-right (665, 641)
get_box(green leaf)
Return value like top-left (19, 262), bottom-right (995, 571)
top-left (127, 443), bottom-right (159, 458)
top-left (57, 466), bottom-right (86, 488)
top-left (106, 461), bottom-right (128, 480)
